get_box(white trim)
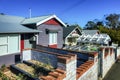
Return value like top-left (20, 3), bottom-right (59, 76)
top-left (36, 14), bottom-right (67, 27)
top-left (49, 32), bottom-right (57, 45)
top-left (35, 34), bottom-right (39, 44)
top-left (18, 34), bottom-right (20, 52)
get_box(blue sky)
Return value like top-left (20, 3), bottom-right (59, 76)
top-left (0, 0), bottom-right (120, 27)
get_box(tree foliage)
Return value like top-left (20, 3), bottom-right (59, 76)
top-left (84, 13), bottom-right (120, 45)
top-left (84, 21), bottom-right (97, 29)
top-left (106, 14), bottom-right (120, 28)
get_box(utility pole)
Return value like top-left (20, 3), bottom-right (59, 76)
top-left (29, 8), bottom-right (31, 18)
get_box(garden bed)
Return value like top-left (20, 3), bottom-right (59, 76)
top-left (0, 60), bottom-right (55, 80)
top-left (14, 60), bottom-right (54, 79)
top-left (28, 60), bottom-right (54, 71)
top-left (0, 65), bottom-right (25, 80)
top-left (15, 63), bottom-right (40, 79)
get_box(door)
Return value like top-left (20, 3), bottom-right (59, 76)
top-left (21, 34), bottom-right (24, 51)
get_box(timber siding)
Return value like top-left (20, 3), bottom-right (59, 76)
top-left (37, 24), bottom-right (63, 48)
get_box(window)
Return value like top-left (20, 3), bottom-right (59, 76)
top-left (0, 34), bottom-right (20, 56)
top-left (0, 35), bottom-right (8, 55)
top-left (49, 33), bottom-right (57, 45)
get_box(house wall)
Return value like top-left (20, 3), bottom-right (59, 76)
top-left (0, 53), bottom-right (20, 67)
top-left (0, 34), bottom-right (20, 56)
top-left (44, 18), bottom-right (62, 26)
top-left (37, 24), bottom-right (63, 48)
top-left (23, 34), bottom-right (36, 49)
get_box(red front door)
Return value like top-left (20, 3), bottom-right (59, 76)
top-left (21, 34), bottom-right (24, 51)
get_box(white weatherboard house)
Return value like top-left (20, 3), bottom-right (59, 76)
top-left (0, 14), bottom-right (39, 66)
top-left (63, 26), bottom-right (81, 46)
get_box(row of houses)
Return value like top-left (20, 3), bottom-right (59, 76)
top-left (0, 13), bottom-right (83, 66)
top-left (0, 13), bottom-right (115, 80)
top-left (0, 13), bottom-right (111, 66)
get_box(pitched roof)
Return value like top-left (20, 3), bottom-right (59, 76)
top-left (22, 14), bottom-right (66, 27)
top-left (0, 22), bottom-right (39, 33)
top-left (0, 14), bottom-right (24, 23)
top-left (63, 26), bottom-right (81, 38)
top-left (0, 14), bottom-right (39, 33)
top-left (22, 15), bottom-right (51, 25)
top-left (82, 30), bottom-right (99, 35)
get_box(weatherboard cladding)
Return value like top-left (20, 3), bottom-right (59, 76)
top-left (37, 24), bottom-right (63, 48)
top-left (44, 18), bottom-right (62, 25)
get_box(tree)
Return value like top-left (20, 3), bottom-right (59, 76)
top-left (84, 21), bottom-right (97, 29)
top-left (106, 14), bottom-right (120, 29)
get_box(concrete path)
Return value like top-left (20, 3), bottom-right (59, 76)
top-left (103, 61), bottom-right (120, 80)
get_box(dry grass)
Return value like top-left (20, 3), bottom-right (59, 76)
top-left (16, 63), bottom-right (35, 76)
top-left (3, 71), bottom-right (18, 80)
top-left (28, 60), bottom-right (54, 71)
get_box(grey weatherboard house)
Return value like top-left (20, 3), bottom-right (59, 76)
top-left (22, 14), bottom-right (66, 48)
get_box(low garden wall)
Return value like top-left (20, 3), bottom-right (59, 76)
top-left (36, 45), bottom-right (97, 67)
top-left (77, 60), bottom-right (98, 80)
top-left (22, 49), bottom-right (58, 68)
top-left (99, 46), bottom-right (116, 78)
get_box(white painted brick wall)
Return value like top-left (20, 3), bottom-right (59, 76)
top-left (117, 47), bottom-right (120, 57)
top-left (22, 50), bottom-right (31, 61)
top-left (78, 62), bottom-right (98, 80)
top-left (102, 48), bottom-right (116, 78)
top-left (61, 60), bottom-right (77, 80)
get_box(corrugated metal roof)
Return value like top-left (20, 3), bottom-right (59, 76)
top-left (0, 14), bottom-right (39, 33)
top-left (21, 15), bottom-right (52, 25)
top-left (82, 30), bottom-right (99, 35)
top-left (0, 14), bottom-right (24, 23)
top-left (0, 22), bottom-right (39, 33)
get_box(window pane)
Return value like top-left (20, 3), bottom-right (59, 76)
top-left (49, 33), bottom-right (57, 45)
top-left (49, 33), bottom-right (52, 44)
top-left (55, 33), bottom-right (57, 44)
top-left (0, 45), bottom-right (8, 55)
top-left (9, 34), bottom-right (19, 53)
top-left (0, 35), bottom-right (7, 45)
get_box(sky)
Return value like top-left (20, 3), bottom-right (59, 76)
top-left (0, 0), bottom-right (120, 27)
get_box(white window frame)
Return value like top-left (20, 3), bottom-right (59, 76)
top-left (0, 34), bottom-right (20, 56)
top-left (49, 32), bottom-right (57, 45)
